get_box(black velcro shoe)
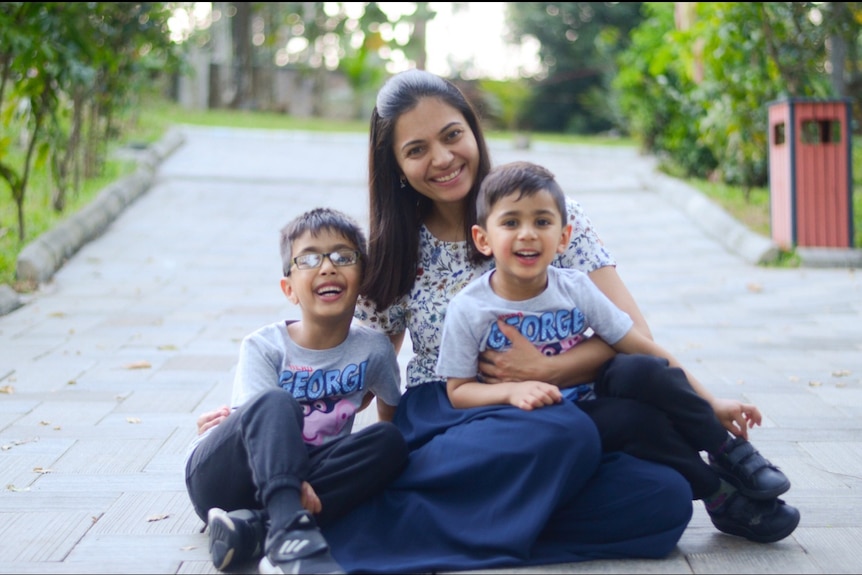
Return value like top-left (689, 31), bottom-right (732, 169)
top-left (207, 507), bottom-right (267, 571)
top-left (708, 437), bottom-right (791, 500)
top-left (707, 493), bottom-right (800, 543)
top-left (259, 511), bottom-right (345, 575)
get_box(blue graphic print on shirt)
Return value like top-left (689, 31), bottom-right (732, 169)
top-left (279, 360), bottom-right (369, 400)
top-left (486, 309), bottom-right (587, 351)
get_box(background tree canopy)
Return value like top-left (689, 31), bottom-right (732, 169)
top-left (2, 0), bottom-right (861, 239)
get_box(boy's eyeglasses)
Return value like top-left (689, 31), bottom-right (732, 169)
top-left (291, 249), bottom-right (361, 271)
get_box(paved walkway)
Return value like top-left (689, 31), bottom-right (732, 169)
top-left (1, 125), bottom-right (861, 574)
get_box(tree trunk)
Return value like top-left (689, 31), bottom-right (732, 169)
top-left (230, 1), bottom-right (253, 109)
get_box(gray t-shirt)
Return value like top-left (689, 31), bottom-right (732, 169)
top-left (354, 196), bottom-right (615, 389)
top-left (187, 320), bottom-right (401, 462)
top-left (436, 266), bottom-right (633, 382)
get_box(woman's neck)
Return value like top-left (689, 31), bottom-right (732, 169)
top-left (423, 202), bottom-right (466, 242)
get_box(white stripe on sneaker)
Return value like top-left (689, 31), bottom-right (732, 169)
top-left (278, 538), bottom-right (310, 555)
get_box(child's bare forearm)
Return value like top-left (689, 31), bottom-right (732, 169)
top-left (377, 399), bottom-right (397, 422)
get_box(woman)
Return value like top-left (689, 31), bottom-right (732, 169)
top-left (316, 69), bottom-right (693, 573)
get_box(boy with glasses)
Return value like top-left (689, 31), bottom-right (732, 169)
top-left (184, 207), bottom-right (406, 574)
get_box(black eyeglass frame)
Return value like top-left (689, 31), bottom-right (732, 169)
top-left (288, 249), bottom-right (361, 274)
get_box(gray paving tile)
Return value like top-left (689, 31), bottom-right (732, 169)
top-left (0, 510), bottom-right (96, 562)
top-left (1, 127), bottom-right (860, 574)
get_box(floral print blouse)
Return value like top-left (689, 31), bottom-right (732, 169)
top-left (354, 197), bottom-right (615, 389)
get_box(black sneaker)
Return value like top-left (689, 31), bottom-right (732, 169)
top-left (708, 436), bottom-right (791, 500)
top-left (707, 493), bottom-right (800, 543)
top-left (207, 507), bottom-right (267, 571)
top-left (259, 511), bottom-right (345, 575)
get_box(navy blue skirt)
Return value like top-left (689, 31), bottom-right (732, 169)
top-left (322, 381), bottom-right (692, 573)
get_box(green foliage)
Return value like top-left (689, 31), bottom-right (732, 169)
top-left (507, 2), bottom-right (645, 134)
top-left (0, 150), bottom-right (135, 290)
top-left (0, 1), bottom-right (181, 243)
top-left (614, 3), bottom-right (717, 177)
top-left (477, 78), bottom-right (532, 131)
top-left (694, 2), bottom-right (830, 187)
top-left (614, 1), bottom-right (839, 189)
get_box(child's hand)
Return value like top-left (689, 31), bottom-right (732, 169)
top-left (196, 405), bottom-right (230, 435)
top-left (712, 397), bottom-right (762, 440)
top-left (301, 481), bottom-right (322, 515)
top-left (508, 381), bottom-right (562, 411)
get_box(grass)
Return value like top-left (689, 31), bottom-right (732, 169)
top-left (2, 97), bottom-right (860, 290)
top-left (0, 99), bottom-right (370, 290)
top-left (684, 142), bottom-right (862, 258)
top-left (0, 155), bottom-right (138, 291)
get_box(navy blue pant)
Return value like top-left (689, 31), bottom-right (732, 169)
top-left (322, 382), bottom-right (692, 574)
top-left (578, 353), bottom-right (731, 499)
top-left (185, 388), bottom-right (408, 528)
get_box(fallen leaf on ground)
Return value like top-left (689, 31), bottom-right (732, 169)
top-left (809, 380), bottom-right (823, 387)
top-left (33, 467), bottom-right (53, 474)
top-left (832, 369), bottom-right (851, 377)
top-left (126, 417), bottom-right (142, 424)
top-left (6, 484), bottom-right (30, 492)
top-left (746, 282), bottom-right (763, 293)
top-left (147, 514), bottom-right (170, 522)
top-left (0, 385), bottom-right (13, 394)
top-left (1, 437), bottom-right (39, 451)
top-left (124, 360), bottom-right (152, 369)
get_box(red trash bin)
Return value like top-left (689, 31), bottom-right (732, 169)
top-left (767, 98), bottom-right (854, 249)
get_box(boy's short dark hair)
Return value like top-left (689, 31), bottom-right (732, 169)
top-left (476, 161), bottom-right (567, 227)
top-left (280, 207), bottom-right (368, 276)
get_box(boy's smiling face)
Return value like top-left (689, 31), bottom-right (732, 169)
top-left (281, 228), bottom-right (362, 323)
top-left (472, 188), bottom-right (571, 301)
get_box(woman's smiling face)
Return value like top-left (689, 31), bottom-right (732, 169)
top-left (392, 97), bottom-right (480, 207)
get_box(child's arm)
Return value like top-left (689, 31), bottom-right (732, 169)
top-left (357, 391), bottom-right (374, 412)
top-left (613, 330), bottom-right (762, 439)
top-left (447, 376), bottom-right (562, 411)
top-left (377, 399), bottom-right (397, 422)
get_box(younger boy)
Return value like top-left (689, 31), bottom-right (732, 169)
top-left (436, 161), bottom-right (799, 544)
top-left (185, 207), bottom-right (407, 574)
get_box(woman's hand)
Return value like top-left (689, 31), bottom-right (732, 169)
top-left (479, 320), bottom-right (615, 386)
top-left (711, 397), bottom-right (762, 440)
top-left (479, 320), bottom-right (549, 383)
top-left (196, 405), bottom-right (230, 435)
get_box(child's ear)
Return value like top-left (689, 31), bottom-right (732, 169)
top-left (557, 223), bottom-right (573, 254)
top-left (281, 277), bottom-right (300, 305)
top-left (471, 225), bottom-right (493, 256)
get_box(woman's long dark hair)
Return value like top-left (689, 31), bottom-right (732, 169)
top-left (361, 69), bottom-right (492, 311)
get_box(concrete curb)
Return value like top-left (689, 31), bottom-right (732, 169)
top-left (0, 284), bottom-right (22, 316)
top-left (650, 171), bottom-right (782, 266)
top-left (796, 246), bottom-right (862, 268)
top-left (15, 127), bottom-right (186, 284)
top-left (0, 128), bottom-right (185, 317)
top-left (0, 132), bottom-right (857, 319)
top-left (650, 170), bottom-right (862, 269)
